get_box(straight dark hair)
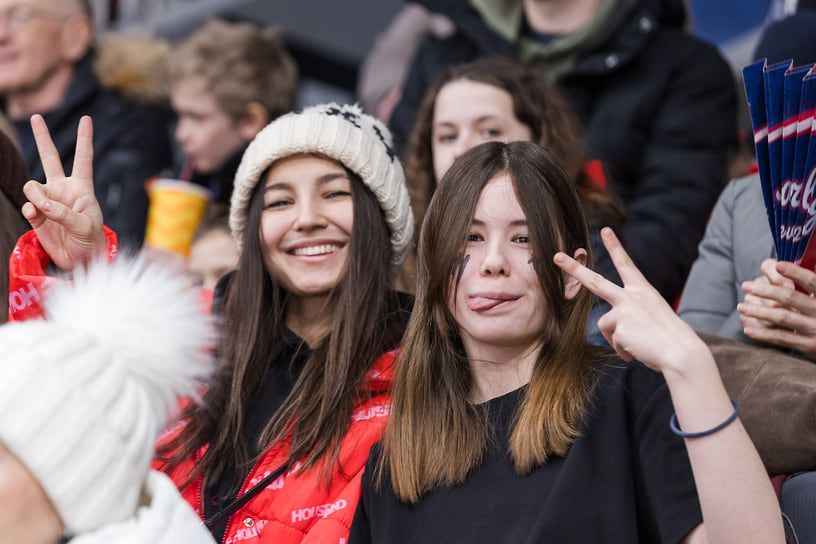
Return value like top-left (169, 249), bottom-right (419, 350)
top-left (159, 161), bottom-right (405, 491)
top-left (382, 141), bottom-right (601, 502)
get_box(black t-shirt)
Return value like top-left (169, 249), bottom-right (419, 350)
top-left (350, 361), bottom-right (703, 543)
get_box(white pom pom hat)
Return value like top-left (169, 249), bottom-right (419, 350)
top-left (0, 257), bottom-right (213, 533)
top-left (229, 102), bottom-right (414, 269)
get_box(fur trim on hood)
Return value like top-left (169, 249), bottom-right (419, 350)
top-left (93, 33), bottom-right (171, 107)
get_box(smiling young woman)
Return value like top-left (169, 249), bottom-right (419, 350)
top-left (259, 154), bottom-right (355, 317)
top-left (9, 105), bottom-right (415, 543)
top-left (152, 104), bottom-right (415, 543)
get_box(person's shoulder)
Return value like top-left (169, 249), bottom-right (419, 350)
top-left (649, 24), bottom-right (731, 72)
top-left (580, 356), bottom-right (673, 441)
top-left (69, 56), bottom-right (166, 127)
top-left (93, 97), bottom-right (172, 168)
top-left (714, 174), bottom-right (764, 216)
top-left (411, 27), bottom-right (482, 75)
top-left (95, 87), bottom-right (169, 125)
top-left (593, 355), bottom-right (667, 402)
top-left (728, 173), bottom-right (762, 195)
top-left (755, 11), bottom-right (816, 68)
top-left (81, 89), bottom-right (170, 160)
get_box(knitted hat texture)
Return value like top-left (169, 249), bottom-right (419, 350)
top-left (229, 102), bottom-right (414, 268)
top-left (0, 257), bottom-right (213, 533)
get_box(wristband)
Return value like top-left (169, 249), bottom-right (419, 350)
top-left (670, 399), bottom-right (739, 438)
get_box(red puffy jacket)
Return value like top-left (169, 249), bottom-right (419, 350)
top-left (9, 228), bottom-right (395, 543)
top-left (156, 350), bottom-right (396, 544)
top-left (7, 227), bottom-right (119, 322)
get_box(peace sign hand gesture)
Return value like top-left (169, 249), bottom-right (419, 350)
top-left (21, 114), bottom-right (106, 270)
top-left (558, 229), bottom-right (786, 544)
top-left (554, 227), bottom-right (709, 376)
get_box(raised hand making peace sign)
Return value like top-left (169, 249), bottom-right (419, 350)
top-left (554, 227), bottom-right (709, 375)
top-left (21, 115), bottom-right (106, 270)
top-left (555, 227), bottom-right (784, 543)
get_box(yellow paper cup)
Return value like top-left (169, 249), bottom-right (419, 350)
top-left (144, 179), bottom-right (211, 256)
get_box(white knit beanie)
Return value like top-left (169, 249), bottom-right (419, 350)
top-left (229, 102), bottom-right (414, 269)
top-left (0, 257), bottom-right (213, 534)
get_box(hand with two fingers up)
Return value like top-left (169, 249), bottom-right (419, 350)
top-left (554, 227), bottom-right (710, 376)
top-left (21, 114), bottom-right (106, 271)
top-left (739, 258), bottom-right (816, 359)
top-left (554, 227), bottom-right (784, 544)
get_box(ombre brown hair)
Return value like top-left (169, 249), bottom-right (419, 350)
top-left (397, 57), bottom-right (623, 292)
top-left (159, 160), bottom-right (407, 491)
top-left (383, 141), bottom-right (602, 502)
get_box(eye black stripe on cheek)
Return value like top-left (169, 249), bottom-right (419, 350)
top-left (461, 254), bottom-right (471, 275)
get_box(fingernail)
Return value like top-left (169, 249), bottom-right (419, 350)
top-left (553, 253), bottom-right (565, 264)
top-left (42, 200), bottom-right (52, 212)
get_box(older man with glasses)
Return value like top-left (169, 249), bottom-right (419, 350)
top-left (0, 0), bottom-right (172, 250)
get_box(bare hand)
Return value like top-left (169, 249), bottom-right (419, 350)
top-left (554, 227), bottom-right (708, 375)
top-left (738, 259), bottom-right (788, 329)
top-left (739, 259), bottom-right (816, 359)
top-left (21, 114), bottom-right (106, 270)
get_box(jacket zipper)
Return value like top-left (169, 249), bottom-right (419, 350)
top-left (219, 460), bottom-right (264, 544)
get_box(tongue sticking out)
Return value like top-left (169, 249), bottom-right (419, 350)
top-left (467, 296), bottom-right (512, 311)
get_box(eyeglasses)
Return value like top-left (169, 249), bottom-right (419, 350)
top-left (0, 4), bottom-right (66, 30)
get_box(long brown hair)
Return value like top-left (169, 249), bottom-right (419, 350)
top-left (383, 141), bottom-right (601, 503)
top-left (398, 57), bottom-right (623, 291)
top-left (159, 164), bottom-right (406, 491)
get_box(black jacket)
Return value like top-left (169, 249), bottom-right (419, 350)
top-left (390, 0), bottom-right (737, 302)
top-left (13, 53), bottom-right (173, 250)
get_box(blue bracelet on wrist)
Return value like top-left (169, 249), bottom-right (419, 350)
top-left (669, 399), bottom-right (740, 438)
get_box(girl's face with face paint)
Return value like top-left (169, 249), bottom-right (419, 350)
top-left (447, 173), bottom-right (549, 354)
